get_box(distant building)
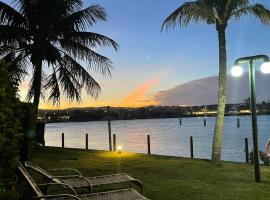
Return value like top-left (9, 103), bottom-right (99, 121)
top-left (239, 109), bottom-right (251, 114)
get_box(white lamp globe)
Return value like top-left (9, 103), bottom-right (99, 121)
top-left (231, 65), bottom-right (243, 77)
top-left (260, 62), bottom-right (270, 74)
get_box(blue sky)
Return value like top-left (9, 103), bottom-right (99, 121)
top-left (3, 0), bottom-right (270, 107)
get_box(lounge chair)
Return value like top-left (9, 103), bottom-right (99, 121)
top-left (25, 161), bottom-right (144, 194)
top-left (18, 162), bottom-right (149, 200)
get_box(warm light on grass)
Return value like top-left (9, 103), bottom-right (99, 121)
top-left (117, 145), bottom-right (122, 154)
top-left (99, 151), bottom-right (138, 159)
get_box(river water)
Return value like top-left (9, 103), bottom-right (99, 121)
top-left (45, 115), bottom-right (270, 162)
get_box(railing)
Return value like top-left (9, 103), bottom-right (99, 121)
top-left (58, 132), bottom-right (250, 163)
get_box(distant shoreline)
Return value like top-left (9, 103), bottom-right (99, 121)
top-left (42, 113), bottom-right (270, 124)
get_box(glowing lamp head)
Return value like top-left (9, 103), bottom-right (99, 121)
top-left (231, 65), bottom-right (243, 77)
top-left (117, 145), bottom-right (122, 154)
top-left (260, 62), bottom-right (270, 74)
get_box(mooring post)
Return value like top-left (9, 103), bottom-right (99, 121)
top-left (147, 135), bottom-right (151, 155)
top-left (245, 138), bottom-right (249, 164)
top-left (86, 134), bottom-right (88, 150)
top-left (179, 118), bottom-right (182, 126)
top-left (204, 118), bottom-right (207, 127)
top-left (61, 133), bottom-right (64, 149)
top-left (190, 136), bottom-right (194, 159)
top-left (113, 134), bottom-right (116, 151)
top-left (107, 106), bottom-right (112, 151)
top-left (237, 117), bottom-right (240, 128)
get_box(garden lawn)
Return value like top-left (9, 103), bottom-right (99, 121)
top-left (30, 147), bottom-right (270, 200)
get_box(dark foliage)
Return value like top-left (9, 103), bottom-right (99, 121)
top-left (0, 61), bottom-right (22, 199)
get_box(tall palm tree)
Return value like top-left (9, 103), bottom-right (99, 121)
top-left (162, 0), bottom-right (270, 163)
top-left (0, 0), bottom-right (118, 119)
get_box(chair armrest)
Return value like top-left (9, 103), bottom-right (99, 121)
top-left (131, 179), bottom-right (144, 194)
top-left (33, 194), bottom-right (81, 199)
top-left (51, 176), bottom-right (93, 193)
top-left (48, 168), bottom-right (83, 176)
top-left (52, 175), bottom-right (85, 179)
top-left (37, 182), bottom-right (77, 195)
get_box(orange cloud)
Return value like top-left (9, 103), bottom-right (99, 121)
top-left (122, 78), bottom-right (158, 107)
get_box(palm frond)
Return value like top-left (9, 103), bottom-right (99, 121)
top-left (2, 51), bottom-right (28, 83)
top-left (162, 1), bottom-right (215, 31)
top-left (44, 66), bottom-right (61, 106)
top-left (0, 1), bottom-right (25, 26)
top-left (225, 0), bottom-right (249, 13)
top-left (62, 54), bottom-right (101, 98)
top-left (0, 25), bottom-right (28, 44)
top-left (56, 60), bottom-right (82, 103)
top-left (26, 67), bottom-right (45, 102)
top-left (63, 4), bottom-right (107, 30)
top-left (64, 0), bottom-right (83, 14)
top-left (231, 3), bottom-right (270, 24)
top-left (0, 45), bottom-right (17, 56)
top-left (42, 43), bottom-right (101, 102)
top-left (59, 40), bottom-right (112, 76)
top-left (13, 0), bottom-right (35, 16)
top-left (68, 32), bottom-right (119, 51)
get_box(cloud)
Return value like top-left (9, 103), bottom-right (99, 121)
top-left (122, 78), bottom-right (159, 106)
top-left (154, 73), bottom-right (270, 106)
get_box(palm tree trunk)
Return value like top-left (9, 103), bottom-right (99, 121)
top-left (32, 60), bottom-right (42, 121)
top-left (211, 24), bottom-right (227, 163)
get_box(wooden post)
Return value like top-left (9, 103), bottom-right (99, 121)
top-left (61, 133), bottom-right (64, 148)
top-left (86, 134), bottom-right (88, 150)
top-left (237, 117), bottom-right (240, 128)
top-left (190, 136), bottom-right (194, 159)
top-left (179, 118), bottom-right (182, 126)
top-left (147, 135), bottom-right (151, 155)
top-left (107, 106), bottom-right (112, 151)
top-left (245, 138), bottom-right (249, 164)
top-left (113, 134), bottom-right (116, 151)
top-left (203, 118), bottom-right (206, 127)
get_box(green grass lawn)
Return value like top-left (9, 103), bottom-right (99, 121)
top-left (30, 147), bottom-right (270, 200)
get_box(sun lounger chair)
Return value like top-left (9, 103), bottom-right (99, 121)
top-left (18, 162), bottom-right (149, 200)
top-left (25, 161), bottom-right (144, 194)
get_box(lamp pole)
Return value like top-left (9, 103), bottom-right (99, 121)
top-left (234, 55), bottom-right (269, 182)
top-left (249, 59), bottom-right (260, 182)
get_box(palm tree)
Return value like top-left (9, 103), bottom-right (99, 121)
top-left (162, 0), bottom-right (270, 163)
top-left (243, 97), bottom-right (251, 108)
top-left (0, 0), bottom-right (118, 119)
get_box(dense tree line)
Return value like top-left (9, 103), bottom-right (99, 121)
top-left (38, 102), bottom-right (270, 123)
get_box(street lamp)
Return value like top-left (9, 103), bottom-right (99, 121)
top-left (231, 55), bottom-right (270, 182)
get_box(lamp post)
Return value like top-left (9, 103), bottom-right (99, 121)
top-left (231, 55), bottom-right (270, 182)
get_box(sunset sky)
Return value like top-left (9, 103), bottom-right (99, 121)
top-left (4, 0), bottom-right (270, 109)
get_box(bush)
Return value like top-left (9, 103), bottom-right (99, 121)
top-left (0, 61), bottom-right (23, 199)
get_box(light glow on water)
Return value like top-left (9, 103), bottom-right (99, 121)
top-left (45, 115), bottom-right (270, 162)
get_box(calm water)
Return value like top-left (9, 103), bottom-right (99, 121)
top-left (45, 115), bottom-right (270, 162)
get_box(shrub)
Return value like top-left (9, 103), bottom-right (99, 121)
top-left (0, 61), bottom-right (23, 199)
